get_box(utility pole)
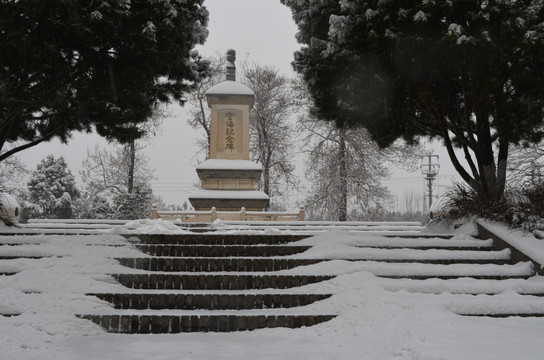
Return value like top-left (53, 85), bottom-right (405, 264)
top-left (421, 155), bottom-right (440, 212)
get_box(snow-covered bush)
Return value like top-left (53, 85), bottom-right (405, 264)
top-left (447, 182), bottom-right (544, 236)
top-left (113, 185), bottom-right (153, 220)
top-left (73, 193), bottom-right (115, 220)
top-left (446, 184), bottom-right (508, 221)
top-left (506, 183), bottom-right (544, 234)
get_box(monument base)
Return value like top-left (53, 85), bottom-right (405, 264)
top-left (189, 189), bottom-right (270, 211)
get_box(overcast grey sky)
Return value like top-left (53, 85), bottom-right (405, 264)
top-left (17, 0), bottom-right (459, 209)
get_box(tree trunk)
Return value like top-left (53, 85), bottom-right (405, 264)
top-left (338, 127), bottom-right (348, 221)
top-left (263, 146), bottom-right (272, 210)
top-left (496, 137), bottom-right (508, 196)
top-left (473, 112), bottom-right (511, 201)
top-left (127, 140), bottom-right (136, 194)
top-left (198, 95), bottom-right (211, 159)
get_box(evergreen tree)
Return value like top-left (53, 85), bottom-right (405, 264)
top-left (1, 0), bottom-right (210, 162)
top-left (283, 0), bottom-right (544, 199)
top-left (27, 155), bottom-right (79, 218)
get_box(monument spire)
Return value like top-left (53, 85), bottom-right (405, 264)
top-left (226, 49), bottom-right (236, 81)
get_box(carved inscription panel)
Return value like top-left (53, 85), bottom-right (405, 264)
top-left (217, 108), bottom-right (243, 159)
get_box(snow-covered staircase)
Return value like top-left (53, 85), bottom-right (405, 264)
top-left (77, 229), bottom-right (544, 334)
top-left (3, 222), bottom-right (544, 334)
top-left (79, 234), bottom-right (337, 333)
top-left (365, 234), bottom-right (544, 317)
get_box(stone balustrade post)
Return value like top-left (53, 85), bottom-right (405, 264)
top-left (151, 205), bottom-right (159, 220)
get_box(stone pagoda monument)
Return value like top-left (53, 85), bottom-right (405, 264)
top-left (188, 50), bottom-right (269, 211)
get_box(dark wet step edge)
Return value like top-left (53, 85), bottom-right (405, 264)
top-left (135, 245), bottom-right (312, 257)
top-left (112, 274), bottom-right (335, 290)
top-left (116, 257), bottom-right (513, 272)
top-left (0, 271), bottom-right (18, 276)
top-left (77, 314), bottom-right (336, 333)
top-left (123, 234), bottom-right (311, 245)
top-left (456, 312), bottom-right (544, 318)
top-left (376, 274), bottom-right (533, 280)
top-left (116, 258), bottom-right (324, 272)
top-left (0, 256), bottom-right (48, 260)
top-left (87, 293), bottom-right (333, 310)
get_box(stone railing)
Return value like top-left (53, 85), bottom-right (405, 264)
top-left (151, 206), bottom-right (305, 222)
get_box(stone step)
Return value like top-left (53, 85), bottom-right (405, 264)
top-left (116, 257), bottom-right (323, 272)
top-left (136, 244), bottom-right (312, 257)
top-left (382, 278), bottom-right (544, 296)
top-left (78, 314), bottom-right (336, 333)
top-left (113, 274), bottom-right (334, 290)
top-left (125, 234), bottom-right (310, 245)
top-left (377, 274), bottom-right (533, 280)
top-left (355, 245), bottom-right (494, 251)
top-left (457, 312), bottom-right (544, 318)
top-left (0, 255), bottom-right (45, 260)
top-left (384, 234), bottom-right (454, 239)
top-left (358, 258), bottom-right (511, 265)
top-left (351, 238), bottom-right (493, 251)
top-left (116, 256), bottom-right (513, 273)
top-left (390, 289), bottom-right (544, 297)
top-left (89, 293), bottom-right (332, 310)
top-left (445, 293), bottom-right (544, 317)
top-left (0, 242), bottom-right (43, 246)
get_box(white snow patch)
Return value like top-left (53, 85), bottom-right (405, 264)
top-left (196, 159), bottom-right (262, 171)
top-left (189, 189), bottom-right (270, 200)
top-left (206, 80), bottom-right (254, 96)
top-left (106, 219), bottom-right (190, 234)
top-left (478, 220), bottom-right (544, 269)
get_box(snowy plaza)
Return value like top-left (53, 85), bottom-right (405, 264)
top-left (1, 219), bottom-right (544, 359)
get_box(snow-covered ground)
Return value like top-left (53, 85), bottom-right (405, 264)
top-left (1, 220), bottom-right (544, 360)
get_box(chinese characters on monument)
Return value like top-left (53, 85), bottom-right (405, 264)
top-left (225, 111), bottom-right (236, 151)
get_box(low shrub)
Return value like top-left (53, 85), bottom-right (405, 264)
top-left (446, 182), bottom-right (544, 235)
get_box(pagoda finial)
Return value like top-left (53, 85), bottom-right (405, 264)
top-left (226, 49), bottom-right (236, 81)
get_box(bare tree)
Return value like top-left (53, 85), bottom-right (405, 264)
top-left (242, 62), bottom-right (298, 208)
top-left (122, 104), bottom-right (165, 194)
top-left (0, 153), bottom-right (27, 224)
top-left (401, 189), bottom-right (424, 217)
top-left (0, 154), bottom-right (27, 195)
top-left (79, 140), bottom-right (156, 219)
top-left (301, 118), bottom-right (391, 221)
top-left (296, 78), bottom-right (424, 221)
top-left (81, 143), bottom-right (155, 198)
top-left (186, 54), bottom-right (225, 161)
top-left (508, 141), bottom-right (544, 187)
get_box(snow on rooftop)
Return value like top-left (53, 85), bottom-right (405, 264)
top-left (196, 159), bottom-right (262, 171)
top-left (205, 80), bottom-right (254, 96)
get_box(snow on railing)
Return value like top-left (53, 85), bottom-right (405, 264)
top-left (151, 205), bottom-right (305, 222)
